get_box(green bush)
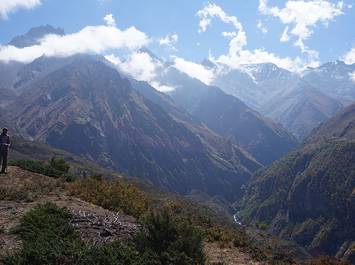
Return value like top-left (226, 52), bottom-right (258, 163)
top-left (10, 157), bottom-right (75, 181)
top-left (3, 202), bottom-right (82, 265)
top-left (135, 210), bottom-right (205, 265)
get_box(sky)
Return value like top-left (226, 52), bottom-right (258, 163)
top-left (0, 0), bottom-right (355, 85)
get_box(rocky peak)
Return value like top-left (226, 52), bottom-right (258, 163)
top-left (8, 25), bottom-right (65, 48)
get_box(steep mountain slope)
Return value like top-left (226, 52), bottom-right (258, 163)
top-left (12, 55), bottom-right (82, 93)
top-left (307, 102), bottom-right (355, 143)
top-left (238, 103), bottom-right (355, 263)
top-left (130, 75), bottom-right (296, 166)
top-left (213, 63), bottom-right (344, 140)
top-left (303, 61), bottom-right (355, 105)
top-left (8, 56), bottom-right (260, 201)
top-left (263, 80), bottom-right (344, 140)
top-left (0, 61), bottom-right (24, 90)
top-left (163, 69), bottom-right (297, 165)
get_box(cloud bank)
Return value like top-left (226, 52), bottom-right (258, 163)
top-left (343, 47), bottom-right (355, 65)
top-left (0, 15), bottom-right (149, 63)
top-left (0, 0), bottom-right (41, 19)
top-left (159, 33), bottom-right (179, 51)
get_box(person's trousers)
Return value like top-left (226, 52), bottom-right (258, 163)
top-left (0, 150), bottom-right (8, 173)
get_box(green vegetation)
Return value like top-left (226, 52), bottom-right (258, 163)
top-left (3, 203), bottom-right (205, 265)
top-left (10, 157), bottom-right (75, 181)
top-left (0, 179), bottom-right (62, 202)
top-left (239, 140), bottom-right (355, 261)
top-left (135, 210), bottom-right (205, 265)
top-left (68, 176), bottom-right (151, 218)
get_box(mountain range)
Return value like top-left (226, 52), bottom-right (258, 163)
top-left (212, 62), bottom-right (353, 140)
top-left (0, 26), bottom-right (299, 200)
top-left (0, 25), bottom-right (354, 263)
top-left (6, 55), bottom-right (263, 201)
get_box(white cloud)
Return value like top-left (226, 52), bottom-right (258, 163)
top-left (159, 33), bottom-right (178, 51)
top-left (108, 52), bottom-right (159, 83)
top-left (197, 3), bottom-right (246, 53)
top-left (257, 20), bottom-right (268, 34)
top-left (280, 26), bottom-right (290, 42)
top-left (213, 49), bottom-right (317, 73)
top-left (173, 57), bottom-right (215, 85)
top-left (106, 51), bottom-right (174, 92)
top-left (258, 0), bottom-right (346, 57)
top-left (343, 47), bottom-right (355, 65)
top-left (196, 3), bottom-right (317, 73)
top-left (103, 13), bottom-right (116, 27)
top-left (0, 15), bottom-right (149, 63)
top-left (0, 0), bottom-right (41, 19)
top-left (349, 71), bottom-right (355, 83)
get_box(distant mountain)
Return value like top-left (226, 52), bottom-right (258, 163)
top-left (213, 63), bottom-right (345, 140)
top-left (159, 67), bottom-right (298, 165)
top-left (303, 61), bottom-right (355, 106)
top-left (8, 56), bottom-right (260, 201)
top-left (8, 25), bottom-right (64, 48)
top-left (263, 80), bottom-right (344, 140)
top-left (238, 102), bottom-right (355, 263)
top-left (0, 25), bottom-right (65, 98)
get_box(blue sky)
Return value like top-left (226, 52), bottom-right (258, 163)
top-left (0, 0), bottom-right (355, 73)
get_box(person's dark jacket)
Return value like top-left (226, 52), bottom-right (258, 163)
top-left (0, 133), bottom-right (10, 152)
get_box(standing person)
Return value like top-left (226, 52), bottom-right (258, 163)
top-left (0, 128), bottom-right (10, 174)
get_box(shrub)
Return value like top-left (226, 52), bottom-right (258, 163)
top-left (135, 210), bottom-right (205, 265)
top-left (68, 177), bottom-right (151, 218)
top-left (3, 202), bottom-right (82, 265)
top-left (10, 158), bottom-right (74, 181)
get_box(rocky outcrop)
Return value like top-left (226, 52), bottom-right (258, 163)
top-left (70, 209), bottom-right (140, 245)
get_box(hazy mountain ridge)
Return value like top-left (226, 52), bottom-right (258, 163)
top-left (161, 67), bottom-right (298, 165)
top-left (303, 61), bottom-right (355, 106)
top-left (213, 62), bottom-right (349, 140)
